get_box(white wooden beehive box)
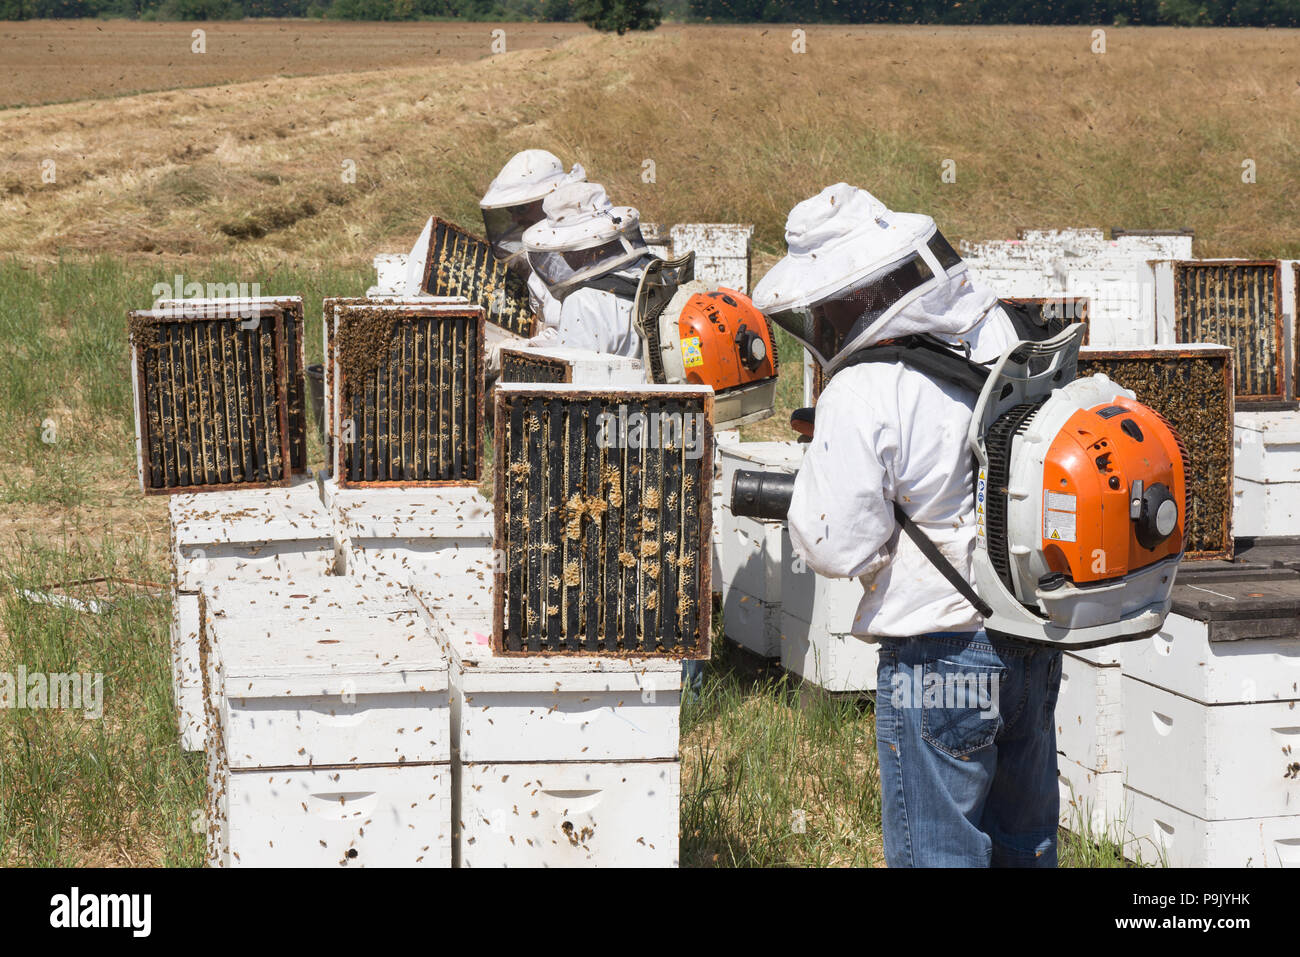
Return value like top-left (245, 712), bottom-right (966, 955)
top-left (171, 592), bottom-right (203, 751)
top-left (1124, 609), bottom-right (1300, 706)
top-left (1233, 477), bottom-right (1300, 538)
top-left (1055, 651), bottom-right (1124, 773)
top-left (209, 763), bottom-right (451, 868)
top-left (169, 480), bottom-right (334, 593)
top-left (1121, 788), bottom-right (1300, 868)
top-left (1056, 756), bottom-right (1127, 839)
top-left (1235, 410), bottom-right (1300, 485)
top-left (780, 567), bottom-right (862, 635)
top-left (669, 223), bottom-right (754, 294)
top-left (202, 574), bottom-right (418, 623)
top-left (722, 588), bottom-right (781, 659)
top-left (204, 612), bottom-right (451, 868)
top-left (716, 441), bottom-right (800, 655)
top-left (322, 479), bottom-right (493, 584)
top-left (169, 480), bottom-right (334, 751)
top-left (778, 611), bottom-right (878, 693)
top-left (1120, 674), bottom-right (1300, 821)
top-left (412, 583), bottom-right (682, 764)
top-left (720, 513), bottom-right (787, 606)
top-left (412, 580), bottom-right (682, 867)
top-left (199, 575), bottom-right (423, 750)
top-left (458, 760), bottom-right (679, 868)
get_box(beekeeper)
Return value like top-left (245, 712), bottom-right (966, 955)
top-left (522, 181), bottom-right (653, 361)
top-left (479, 149), bottom-right (586, 340)
top-left (753, 183), bottom-right (1061, 868)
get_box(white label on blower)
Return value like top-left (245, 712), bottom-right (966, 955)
top-left (1044, 490), bottom-right (1077, 543)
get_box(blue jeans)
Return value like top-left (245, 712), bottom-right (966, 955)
top-left (875, 630), bottom-right (1063, 867)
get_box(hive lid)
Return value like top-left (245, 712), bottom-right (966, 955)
top-left (1231, 537), bottom-right (1300, 571)
top-left (1170, 569), bottom-right (1300, 636)
top-left (333, 486), bottom-right (493, 539)
top-left (170, 481), bottom-right (330, 546)
top-left (718, 440), bottom-right (804, 471)
top-left (1234, 410), bottom-right (1300, 438)
top-left (202, 575), bottom-right (417, 620)
top-left (209, 614), bottom-right (447, 697)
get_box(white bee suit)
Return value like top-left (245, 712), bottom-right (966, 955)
top-left (527, 272), bottom-right (563, 338)
top-left (787, 305), bottom-right (1017, 638)
top-left (754, 183), bottom-right (1016, 638)
top-left (521, 181), bottom-right (651, 366)
top-left (553, 285), bottom-right (644, 362)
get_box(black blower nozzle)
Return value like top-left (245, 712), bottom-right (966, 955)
top-left (731, 469), bottom-right (796, 521)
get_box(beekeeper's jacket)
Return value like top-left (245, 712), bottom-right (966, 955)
top-left (528, 271), bottom-right (563, 334)
top-left (787, 296), bottom-right (1018, 638)
top-left (552, 283), bottom-right (644, 361)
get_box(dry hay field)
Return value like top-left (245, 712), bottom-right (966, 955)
top-left (0, 21), bottom-right (1295, 867)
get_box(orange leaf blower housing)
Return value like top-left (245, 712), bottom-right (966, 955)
top-left (674, 288), bottom-right (778, 392)
top-left (1041, 397), bottom-right (1186, 585)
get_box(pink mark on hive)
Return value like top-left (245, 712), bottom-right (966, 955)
top-left (472, 631), bottom-right (490, 645)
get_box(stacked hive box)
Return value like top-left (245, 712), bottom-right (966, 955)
top-left (129, 297), bottom-right (340, 753)
top-left (200, 577), bottom-right (450, 867)
top-left (1054, 643), bottom-right (1126, 838)
top-left (403, 382), bottom-right (712, 866)
top-left (960, 228), bottom-right (1193, 347)
top-left (1115, 563), bottom-right (1300, 867)
top-left (668, 224), bottom-right (755, 295)
top-left (716, 441), bottom-right (877, 691)
top-left (321, 296), bottom-right (494, 591)
top-left (168, 482), bottom-right (333, 751)
top-left (412, 585), bottom-right (681, 866)
top-left (717, 442), bottom-right (796, 660)
top-left (322, 479), bottom-right (494, 588)
top-left (1233, 411), bottom-right (1300, 537)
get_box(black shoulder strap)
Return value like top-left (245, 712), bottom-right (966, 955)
top-left (837, 335), bottom-right (992, 395)
top-left (576, 271), bottom-right (641, 301)
top-left (892, 502), bottom-right (993, 619)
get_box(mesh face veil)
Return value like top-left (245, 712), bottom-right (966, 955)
top-left (527, 227), bottom-right (649, 297)
top-left (482, 198), bottom-right (547, 271)
top-left (768, 227), bottom-right (968, 371)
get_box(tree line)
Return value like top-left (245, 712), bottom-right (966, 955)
top-left (2, 0), bottom-right (1297, 27)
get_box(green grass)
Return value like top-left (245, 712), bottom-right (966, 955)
top-left (681, 637), bottom-right (884, 867)
top-left (0, 535), bottom-right (204, 866)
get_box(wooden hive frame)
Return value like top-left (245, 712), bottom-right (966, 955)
top-left (498, 346), bottom-right (574, 385)
top-left (155, 295), bottom-right (308, 475)
top-left (1172, 260), bottom-right (1284, 405)
top-left (418, 217), bottom-right (539, 339)
top-left (129, 303), bottom-right (293, 495)
top-left (1078, 344), bottom-right (1235, 562)
top-left (1294, 262), bottom-right (1300, 403)
top-left (329, 300), bottom-right (485, 487)
top-left (492, 383), bottom-right (714, 658)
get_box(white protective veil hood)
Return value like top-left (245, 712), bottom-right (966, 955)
top-left (479, 149), bottom-right (586, 210)
top-left (479, 150), bottom-right (586, 272)
top-left (752, 183), bottom-right (999, 372)
top-left (522, 182), bottom-right (647, 298)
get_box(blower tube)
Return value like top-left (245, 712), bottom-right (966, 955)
top-left (731, 469), bottom-right (796, 521)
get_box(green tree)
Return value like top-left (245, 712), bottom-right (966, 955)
top-left (574, 0), bottom-right (661, 32)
